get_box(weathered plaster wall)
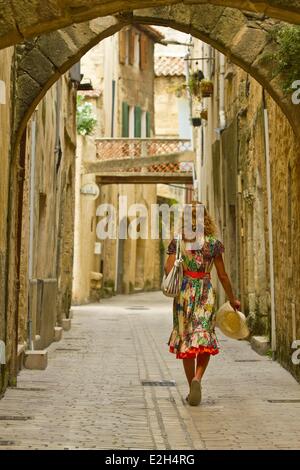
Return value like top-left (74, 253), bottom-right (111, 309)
top-left (0, 47), bottom-right (14, 393)
top-left (266, 95), bottom-right (300, 380)
top-left (17, 73), bottom-right (76, 353)
top-left (72, 135), bottom-right (99, 305)
top-left (154, 75), bottom-right (185, 137)
top-left (195, 37), bottom-right (300, 381)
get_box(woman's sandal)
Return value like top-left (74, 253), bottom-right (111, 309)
top-left (188, 378), bottom-right (202, 406)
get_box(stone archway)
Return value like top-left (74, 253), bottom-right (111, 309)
top-left (13, 3), bottom-right (300, 148)
top-left (1, 0), bottom-right (300, 51)
top-left (2, 0), bottom-right (300, 395)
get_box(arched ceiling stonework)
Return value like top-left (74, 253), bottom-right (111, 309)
top-left (13, 4), bottom-right (300, 145)
top-left (1, 0), bottom-right (300, 50)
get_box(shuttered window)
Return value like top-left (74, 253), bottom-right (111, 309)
top-left (140, 34), bottom-right (148, 71)
top-left (146, 111), bottom-right (151, 137)
top-left (122, 102), bottom-right (129, 137)
top-left (129, 30), bottom-right (135, 65)
top-left (134, 106), bottom-right (142, 137)
top-left (119, 30), bottom-right (127, 65)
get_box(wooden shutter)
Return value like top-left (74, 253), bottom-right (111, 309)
top-left (146, 111), bottom-right (151, 137)
top-left (134, 106), bottom-right (142, 137)
top-left (129, 29), bottom-right (135, 65)
top-left (140, 34), bottom-right (148, 71)
top-left (119, 30), bottom-right (127, 64)
top-left (122, 102), bottom-right (129, 137)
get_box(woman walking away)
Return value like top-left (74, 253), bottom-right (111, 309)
top-left (165, 201), bottom-right (240, 406)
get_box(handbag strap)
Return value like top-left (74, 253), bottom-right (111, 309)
top-left (175, 235), bottom-right (181, 260)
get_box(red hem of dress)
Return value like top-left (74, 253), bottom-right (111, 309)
top-left (169, 345), bottom-right (219, 359)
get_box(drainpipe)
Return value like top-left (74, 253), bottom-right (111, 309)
top-left (27, 111), bottom-right (37, 351)
top-left (196, 127), bottom-right (202, 201)
top-left (111, 79), bottom-right (116, 138)
top-left (262, 91), bottom-right (276, 357)
top-left (219, 54), bottom-right (226, 130)
top-left (185, 52), bottom-right (194, 150)
top-left (185, 38), bottom-right (196, 198)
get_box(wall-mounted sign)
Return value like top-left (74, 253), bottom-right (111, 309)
top-left (80, 182), bottom-right (100, 200)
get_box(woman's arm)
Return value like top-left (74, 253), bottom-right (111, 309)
top-left (164, 254), bottom-right (176, 275)
top-left (214, 254), bottom-right (241, 311)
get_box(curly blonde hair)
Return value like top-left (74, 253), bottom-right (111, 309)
top-left (181, 200), bottom-right (217, 240)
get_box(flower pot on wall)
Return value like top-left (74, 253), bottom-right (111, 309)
top-left (200, 80), bottom-right (213, 97)
top-left (200, 109), bottom-right (208, 120)
top-left (188, 70), bottom-right (204, 98)
top-left (191, 117), bottom-right (202, 127)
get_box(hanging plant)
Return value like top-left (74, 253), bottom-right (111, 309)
top-left (200, 79), bottom-right (214, 97)
top-left (200, 108), bottom-right (208, 120)
top-left (188, 70), bottom-right (204, 98)
top-left (191, 117), bottom-right (202, 127)
top-left (265, 24), bottom-right (300, 92)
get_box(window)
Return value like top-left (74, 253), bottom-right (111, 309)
top-left (129, 106), bottom-right (135, 138)
top-left (120, 28), bottom-right (135, 66)
top-left (119, 30), bottom-right (127, 65)
top-left (129, 30), bottom-right (135, 66)
top-left (125, 30), bottom-right (130, 65)
top-left (122, 102), bottom-right (129, 137)
top-left (134, 33), bottom-right (141, 68)
top-left (120, 28), bottom-right (145, 69)
top-left (146, 111), bottom-right (151, 137)
top-left (141, 111), bottom-right (147, 138)
top-left (140, 34), bottom-right (148, 71)
top-left (134, 106), bottom-right (142, 137)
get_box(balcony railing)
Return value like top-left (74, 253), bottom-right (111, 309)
top-left (95, 138), bottom-right (192, 161)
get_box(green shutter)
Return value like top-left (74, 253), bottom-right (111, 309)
top-left (122, 101), bottom-right (129, 137)
top-left (146, 111), bottom-right (151, 137)
top-left (134, 106), bottom-right (142, 138)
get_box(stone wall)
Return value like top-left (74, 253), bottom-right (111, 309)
top-left (266, 95), bottom-right (300, 380)
top-left (16, 74), bottom-right (77, 354)
top-left (194, 38), bottom-right (300, 381)
top-left (0, 47), bottom-right (14, 393)
top-left (0, 1), bottom-right (299, 52)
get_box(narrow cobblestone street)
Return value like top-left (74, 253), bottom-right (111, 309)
top-left (0, 292), bottom-right (299, 450)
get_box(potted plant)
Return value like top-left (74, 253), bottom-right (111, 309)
top-left (200, 79), bottom-right (214, 97)
top-left (200, 108), bottom-right (208, 120)
top-left (191, 117), bottom-right (202, 127)
top-left (188, 70), bottom-right (204, 97)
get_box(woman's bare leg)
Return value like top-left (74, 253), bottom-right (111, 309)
top-left (194, 353), bottom-right (210, 381)
top-left (183, 358), bottom-right (195, 387)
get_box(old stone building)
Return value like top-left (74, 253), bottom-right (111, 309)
top-left (73, 26), bottom-right (165, 303)
top-left (189, 39), bottom-right (300, 381)
top-left (73, 25), bottom-right (195, 304)
top-left (154, 28), bottom-right (193, 226)
top-left (0, 45), bottom-right (77, 394)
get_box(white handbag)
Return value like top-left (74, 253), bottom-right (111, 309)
top-left (161, 236), bottom-right (183, 298)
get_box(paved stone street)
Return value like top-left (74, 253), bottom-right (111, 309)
top-left (0, 291), bottom-right (300, 450)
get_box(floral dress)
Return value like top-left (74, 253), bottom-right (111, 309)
top-left (167, 235), bottom-right (225, 359)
